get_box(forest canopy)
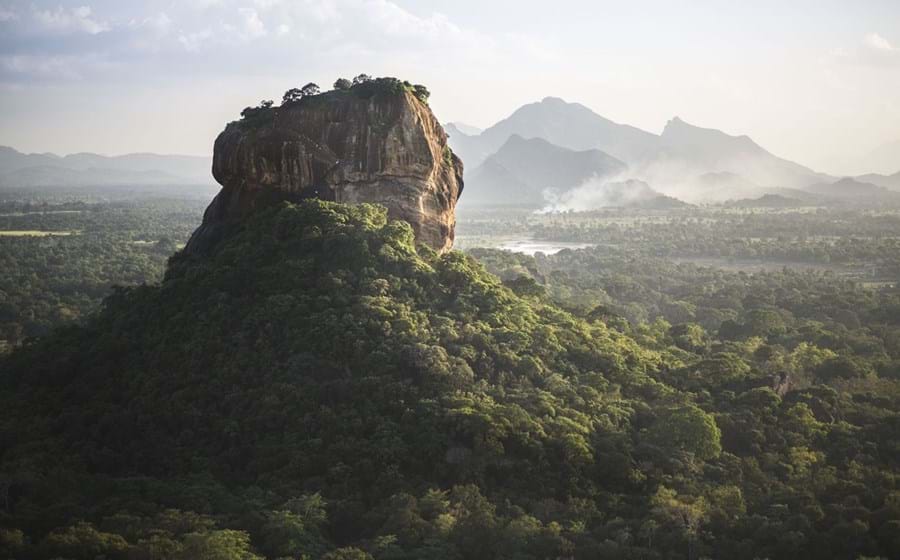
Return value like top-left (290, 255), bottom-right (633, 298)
top-left (0, 200), bottom-right (898, 559)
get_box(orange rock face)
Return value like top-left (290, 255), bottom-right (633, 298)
top-left (186, 87), bottom-right (464, 254)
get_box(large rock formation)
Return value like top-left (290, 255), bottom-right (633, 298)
top-left (185, 80), bottom-right (464, 253)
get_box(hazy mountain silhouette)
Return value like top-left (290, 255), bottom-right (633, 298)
top-left (0, 146), bottom-right (61, 171)
top-left (446, 98), bottom-right (834, 204)
top-left (680, 172), bottom-right (820, 204)
top-left (444, 122), bottom-right (483, 136)
top-left (803, 177), bottom-right (898, 202)
top-left (448, 97), bottom-right (660, 167)
top-left (462, 134), bottom-right (626, 206)
top-left (659, 118), bottom-right (764, 163)
top-left (857, 170), bottom-right (900, 191)
top-left (649, 117), bottom-right (830, 189)
top-left (0, 165), bottom-right (189, 188)
top-left (727, 193), bottom-right (805, 208)
top-left (0, 146), bottom-right (213, 187)
top-left (5, 97), bottom-right (877, 202)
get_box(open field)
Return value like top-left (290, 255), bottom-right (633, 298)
top-left (0, 230), bottom-right (78, 236)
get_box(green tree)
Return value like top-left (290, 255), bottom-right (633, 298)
top-left (282, 87), bottom-right (303, 104)
top-left (323, 547), bottom-right (374, 560)
top-left (301, 82), bottom-right (321, 96)
top-left (0, 528), bottom-right (25, 557)
top-left (650, 405), bottom-right (722, 460)
top-left (412, 84), bottom-right (430, 103)
top-left (745, 308), bottom-right (788, 337)
top-left (41, 522), bottom-right (129, 560)
top-left (259, 510), bottom-right (326, 558)
top-left (670, 322), bottom-right (709, 353)
top-left (815, 355), bottom-right (872, 382)
top-left (651, 486), bottom-right (708, 560)
top-left (178, 530), bottom-right (261, 560)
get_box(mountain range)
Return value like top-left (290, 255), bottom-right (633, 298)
top-left (857, 170), bottom-right (900, 191)
top-left (447, 97), bottom-right (659, 167)
top-left (447, 97), bottom-right (899, 209)
top-left (803, 177), bottom-right (897, 202)
top-left (3, 96), bottom-right (898, 208)
top-left (0, 146), bottom-right (214, 188)
top-left (651, 117), bottom-right (831, 190)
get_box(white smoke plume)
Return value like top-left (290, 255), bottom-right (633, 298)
top-left (540, 173), bottom-right (660, 212)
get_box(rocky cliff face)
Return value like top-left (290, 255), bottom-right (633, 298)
top-left (185, 84), bottom-right (463, 253)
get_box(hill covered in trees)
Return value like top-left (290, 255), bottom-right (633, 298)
top-left (1, 200), bottom-right (898, 559)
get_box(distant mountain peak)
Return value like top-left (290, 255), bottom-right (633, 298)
top-left (663, 116), bottom-right (724, 136)
top-left (661, 116), bottom-right (764, 155)
top-left (833, 177), bottom-right (881, 189)
top-left (498, 134), bottom-right (622, 160)
top-left (447, 96), bottom-right (659, 167)
top-left (444, 122), bottom-right (482, 137)
top-left (802, 176), bottom-right (897, 202)
top-left (855, 169), bottom-right (900, 191)
top-left (540, 96), bottom-right (568, 105)
top-left (501, 133), bottom-right (548, 148)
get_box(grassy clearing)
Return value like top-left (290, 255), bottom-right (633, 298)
top-left (0, 230), bottom-right (79, 237)
top-left (0, 210), bottom-right (83, 217)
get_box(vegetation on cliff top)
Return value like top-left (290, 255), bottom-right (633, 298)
top-left (239, 75), bottom-right (431, 124)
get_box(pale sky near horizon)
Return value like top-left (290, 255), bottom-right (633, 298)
top-left (0, 0), bottom-right (898, 175)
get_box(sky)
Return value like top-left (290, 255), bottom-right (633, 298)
top-left (0, 0), bottom-right (898, 175)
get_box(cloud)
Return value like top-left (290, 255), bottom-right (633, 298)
top-left (226, 0), bottom-right (491, 51)
top-left (179, 29), bottom-right (214, 52)
top-left (191, 0), bottom-right (225, 8)
top-left (0, 53), bottom-right (112, 80)
top-left (0, 0), bottom-right (515, 86)
top-left (255, 0), bottom-right (339, 25)
top-left (253, 0), bottom-right (284, 9)
top-left (864, 33), bottom-right (896, 52)
top-left (32, 5), bottom-right (109, 35)
top-left (125, 12), bottom-right (173, 52)
top-left (0, 5), bottom-right (18, 22)
top-left (238, 8), bottom-right (267, 38)
top-left (362, 0), bottom-right (461, 40)
top-left (861, 33), bottom-right (900, 66)
top-left (830, 32), bottom-right (900, 67)
top-left (142, 12), bottom-right (173, 35)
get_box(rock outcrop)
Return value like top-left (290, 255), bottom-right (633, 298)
top-left (185, 80), bottom-right (464, 253)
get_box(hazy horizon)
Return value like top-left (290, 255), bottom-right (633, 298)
top-left (1, 0), bottom-right (899, 176)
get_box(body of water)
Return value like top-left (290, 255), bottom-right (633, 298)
top-left (495, 239), bottom-right (595, 255)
